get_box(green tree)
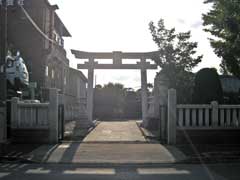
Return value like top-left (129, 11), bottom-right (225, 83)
top-left (149, 19), bottom-right (202, 103)
top-left (202, 0), bottom-right (240, 77)
top-left (94, 83), bottom-right (142, 119)
top-left (192, 68), bottom-right (223, 104)
top-left (93, 83), bottom-right (128, 118)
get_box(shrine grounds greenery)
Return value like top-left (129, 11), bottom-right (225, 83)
top-left (192, 68), bottom-right (223, 104)
top-left (93, 83), bottom-right (143, 119)
top-left (203, 0), bottom-right (240, 77)
top-left (149, 19), bottom-right (203, 103)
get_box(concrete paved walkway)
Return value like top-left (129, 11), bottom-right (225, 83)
top-left (83, 120), bottom-right (146, 142)
top-left (27, 121), bottom-right (186, 163)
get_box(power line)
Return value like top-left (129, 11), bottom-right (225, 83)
top-left (19, 4), bottom-right (57, 45)
top-left (19, 4), bottom-right (69, 67)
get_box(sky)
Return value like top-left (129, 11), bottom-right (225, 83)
top-left (49, 0), bottom-right (219, 89)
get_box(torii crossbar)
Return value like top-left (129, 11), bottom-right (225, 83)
top-left (71, 50), bottom-right (158, 127)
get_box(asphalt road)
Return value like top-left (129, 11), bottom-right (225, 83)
top-left (0, 163), bottom-right (234, 180)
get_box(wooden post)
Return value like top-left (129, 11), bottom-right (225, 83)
top-left (49, 88), bottom-right (58, 144)
top-left (211, 101), bottom-right (218, 127)
top-left (167, 89), bottom-right (177, 145)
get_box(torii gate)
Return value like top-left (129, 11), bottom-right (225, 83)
top-left (71, 50), bottom-right (158, 127)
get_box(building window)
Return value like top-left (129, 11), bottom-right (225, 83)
top-left (53, 30), bottom-right (63, 46)
top-left (45, 66), bottom-right (48, 77)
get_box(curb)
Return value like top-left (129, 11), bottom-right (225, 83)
top-left (136, 121), bottom-right (160, 143)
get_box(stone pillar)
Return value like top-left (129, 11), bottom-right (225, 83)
top-left (0, 107), bottom-right (6, 143)
top-left (58, 93), bottom-right (65, 136)
top-left (11, 97), bottom-right (19, 128)
top-left (158, 74), bottom-right (169, 106)
top-left (211, 101), bottom-right (218, 127)
top-left (154, 73), bottom-right (169, 139)
top-left (141, 64), bottom-right (148, 127)
top-left (167, 89), bottom-right (177, 145)
top-left (87, 58), bottom-right (94, 124)
top-left (49, 88), bottom-right (59, 144)
top-left (29, 82), bottom-right (37, 100)
top-left (58, 93), bottom-right (65, 105)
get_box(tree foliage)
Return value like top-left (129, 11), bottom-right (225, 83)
top-left (202, 0), bottom-right (240, 77)
top-left (93, 83), bottom-right (141, 119)
top-left (149, 19), bottom-right (202, 103)
top-left (192, 68), bottom-right (223, 104)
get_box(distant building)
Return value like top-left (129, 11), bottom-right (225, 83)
top-left (220, 75), bottom-right (240, 104)
top-left (220, 75), bottom-right (240, 94)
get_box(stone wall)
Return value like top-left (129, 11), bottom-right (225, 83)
top-left (64, 68), bottom-right (88, 121)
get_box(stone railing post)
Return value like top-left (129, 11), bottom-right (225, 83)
top-left (211, 101), bottom-right (219, 127)
top-left (11, 97), bottom-right (19, 128)
top-left (167, 89), bottom-right (177, 145)
top-left (49, 88), bottom-right (59, 144)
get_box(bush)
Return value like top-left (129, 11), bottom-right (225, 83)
top-left (192, 68), bottom-right (223, 104)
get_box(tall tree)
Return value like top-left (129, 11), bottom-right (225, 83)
top-left (149, 19), bottom-right (202, 103)
top-left (203, 0), bottom-right (240, 77)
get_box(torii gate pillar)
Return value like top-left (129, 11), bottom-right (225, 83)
top-left (87, 58), bottom-right (94, 123)
top-left (140, 59), bottom-right (148, 126)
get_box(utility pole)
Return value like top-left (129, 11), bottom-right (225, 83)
top-left (0, 0), bottom-right (7, 144)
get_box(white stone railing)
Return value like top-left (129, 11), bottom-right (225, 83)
top-left (177, 103), bottom-right (240, 129)
top-left (11, 100), bottom-right (49, 129)
top-left (11, 89), bottom-right (59, 143)
top-left (167, 89), bottom-right (240, 145)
